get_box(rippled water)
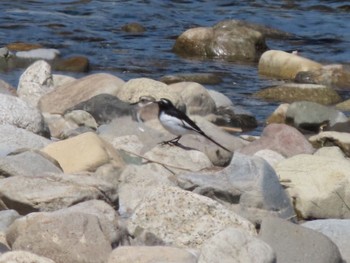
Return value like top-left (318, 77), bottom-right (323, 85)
top-left (1, 0), bottom-right (350, 133)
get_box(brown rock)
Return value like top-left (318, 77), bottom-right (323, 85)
top-left (6, 42), bottom-right (43, 51)
top-left (53, 56), bottom-right (89, 72)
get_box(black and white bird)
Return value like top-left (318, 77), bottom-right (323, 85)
top-left (156, 98), bottom-right (231, 152)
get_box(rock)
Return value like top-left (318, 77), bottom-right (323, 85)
top-left (53, 56), bottom-right (89, 72)
top-left (198, 227), bottom-right (275, 263)
top-left (207, 89), bottom-right (233, 108)
top-left (254, 149), bottom-right (285, 168)
top-left (0, 79), bottom-right (16, 96)
top-left (52, 74), bottom-right (76, 88)
top-left (286, 101), bottom-right (348, 133)
top-left (15, 48), bottom-right (60, 60)
top-left (0, 94), bottom-right (46, 134)
top-left (7, 209), bottom-right (112, 263)
top-left (160, 73), bottom-right (222, 85)
top-left (7, 42), bottom-right (43, 51)
top-left (302, 219), bottom-right (350, 262)
top-left (0, 251), bottom-right (56, 263)
top-left (0, 172), bottom-right (117, 215)
top-left (168, 81), bottom-right (216, 115)
top-left (41, 132), bottom-right (124, 173)
top-left (0, 150), bottom-right (62, 178)
top-left (39, 73), bottom-right (125, 114)
top-left (127, 185), bottom-right (256, 248)
top-left (173, 19), bottom-right (268, 62)
top-left (255, 83), bottom-right (341, 105)
top-left (118, 163), bottom-right (177, 217)
top-left (64, 94), bottom-right (133, 125)
top-left (259, 217), bottom-right (342, 263)
top-left (266, 103), bottom-right (289, 124)
top-left (17, 60), bottom-right (55, 107)
top-left (121, 22), bottom-right (146, 33)
top-left (309, 131), bottom-right (350, 156)
top-left (179, 152), bottom-right (294, 224)
top-left (108, 246), bottom-right (197, 263)
top-left (0, 124), bottom-right (51, 157)
top-left (0, 210), bottom-right (21, 232)
top-left (295, 64), bottom-right (350, 89)
top-left (0, 47), bottom-right (10, 58)
top-left (238, 123), bottom-right (315, 157)
top-left (313, 146), bottom-right (346, 159)
top-left (63, 110), bottom-right (97, 130)
top-left (275, 154), bottom-right (350, 219)
top-left (258, 50), bottom-right (322, 79)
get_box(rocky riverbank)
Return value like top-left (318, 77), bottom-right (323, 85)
top-left (1, 19), bottom-right (350, 263)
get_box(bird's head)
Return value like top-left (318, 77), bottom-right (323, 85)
top-left (157, 98), bottom-right (174, 108)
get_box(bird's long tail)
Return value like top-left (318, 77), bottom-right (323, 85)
top-left (201, 133), bottom-right (232, 153)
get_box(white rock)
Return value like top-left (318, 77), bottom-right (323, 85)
top-left (16, 48), bottom-right (60, 60)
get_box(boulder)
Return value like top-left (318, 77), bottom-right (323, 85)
top-left (127, 185), bottom-right (256, 248)
top-left (258, 50), bottom-right (322, 79)
top-left (0, 210), bottom-right (21, 232)
top-left (275, 154), bottom-right (350, 219)
top-left (302, 219), bottom-right (350, 263)
top-left (309, 131), bottom-right (350, 157)
top-left (0, 173), bottom-right (118, 215)
top-left (0, 125), bottom-right (51, 157)
top-left (207, 89), bottom-right (233, 108)
top-left (52, 74), bottom-right (76, 88)
top-left (41, 132), bottom-right (124, 173)
top-left (259, 217), bottom-right (342, 263)
top-left (39, 73), bottom-right (125, 114)
top-left (108, 246), bottom-right (197, 263)
top-left (0, 94), bottom-right (46, 134)
top-left (255, 83), bottom-right (341, 105)
top-left (198, 228), bottom-right (275, 263)
top-left (238, 123), bottom-right (315, 157)
top-left (0, 251), bottom-right (55, 263)
top-left (179, 152), bottom-right (294, 224)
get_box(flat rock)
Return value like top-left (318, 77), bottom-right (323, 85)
top-left (53, 56), bottom-right (89, 72)
top-left (7, 208), bottom-right (112, 263)
top-left (286, 101), bottom-right (348, 132)
top-left (41, 132), bottom-right (124, 173)
top-left (0, 251), bottom-right (55, 263)
top-left (255, 83), bottom-right (341, 105)
top-left (179, 152), bottom-right (294, 224)
top-left (302, 219), bottom-right (350, 262)
top-left (0, 173), bottom-right (118, 215)
top-left (17, 60), bottom-right (55, 108)
top-left (0, 124), bottom-right (51, 157)
top-left (275, 154), bottom-right (350, 219)
top-left (127, 185), bottom-right (256, 248)
top-left (258, 50), bottom-right (322, 79)
top-left (15, 48), bottom-right (60, 60)
top-left (160, 73), bottom-right (222, 85)
top-left (39, 73), bottom-right (125, 114)
top-left (108, 246), bottom-right (197, 263)
top-left (238, 123), bottom-right (315, 157)
top-left (259, 217), bottom-right (342, 263)
top-left (0, 94), bottom-right (46, 134)
top-left (198, 227), bottom-right (275, 263)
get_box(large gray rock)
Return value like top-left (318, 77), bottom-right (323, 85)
top-left (275, 154), bottom-right (350, 219)
top-left (127, 185), bottom-right (256, 248)
top-left (0, 173), bottom-right (117, 215)
top-left (7, 209), bottom-right (112, 263)
top-left (286, 101), bottom-right (348, 132)
top-left (173, 20), bottom-right (268, 62)
top-left (198, 227), bottom-right (275, 263)
top-left (17, 60), bottom-right (55, 108)
top-left (179, 152), bottom-right (294, 224)
top-left (259, 217), bottom-right (343, 263)
top-left (108, 246), bottom-right (198, 263)
top-left (0, 150), bottom-right (62, 178)
top-left (302, 219), bottom-right (350, 263)
top-left (0, 94), bottom-right (46, 134)
top-left (0, 125), bottom-right (51, 157)
top-left (238, 123), bottom-right (315, 157)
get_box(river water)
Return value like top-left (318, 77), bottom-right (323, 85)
top-left (0, 0), bottom-right (350, 133)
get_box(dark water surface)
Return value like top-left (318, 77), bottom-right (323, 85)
top-left (1, 0), bottom-right (350, 133)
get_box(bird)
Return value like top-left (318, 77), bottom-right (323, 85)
top-left (130, 96), bottom-right (157, 131)
top-left (156, 98), bottom-right (231, 152)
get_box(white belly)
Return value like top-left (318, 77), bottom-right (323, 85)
top-left (159, 112), bottom-right (196, 136)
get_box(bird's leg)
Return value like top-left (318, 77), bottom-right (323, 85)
top-left (161, 136), bottom-right (181, 146)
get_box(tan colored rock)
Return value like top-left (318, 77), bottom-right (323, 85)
top-left (259, 50), bottom-right (322, 80)
top-left (309, 131), bottom-right (350, 156)
top-left (39, 73), bottom-right (125, 114)
top-left (255, 83), bottom-right (341, 105)
top-left (127, 185), bottom-right (256, 248)
top-left (108, 246), bottom-right (197, 263)
top-left (266, 103), bottom-right (290, 124)
top-left (52, 74), bottom-right (76, 88)
top-left (41, 132), bottom-right (124, 173)
top-left (7, 42), bottom-right (43, 51)
top-left (0, 251), bottom-right (56, 263)
top-left (275, 154), bottom-right (350, 219)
